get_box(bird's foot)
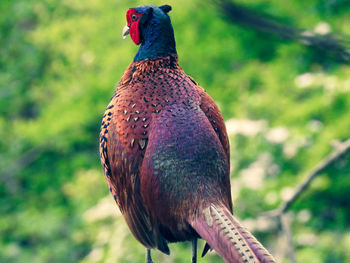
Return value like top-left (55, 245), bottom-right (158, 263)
top-left (192, 238), bottom-right (197, 263)
top-left (146, 248), bottom-right (154, 263)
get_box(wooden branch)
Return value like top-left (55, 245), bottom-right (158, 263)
top-left (261, 139), bottom-right (350, 261)
top-left (215, 0), bottom-right (350, 63)
top-left (272, 138), bottom-right (350, 216)
top-left (280, 214), bottom-right (298, 263)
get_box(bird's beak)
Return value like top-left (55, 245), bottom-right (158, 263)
top-left (122, 25), bottom-right (130, 39)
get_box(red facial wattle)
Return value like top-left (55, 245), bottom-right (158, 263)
top-left (126, 9), bottom-right (144, 45)
top-left (130, 20), bottom-right (141, 45)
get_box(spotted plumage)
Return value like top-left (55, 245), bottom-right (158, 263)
top-left (99, 4), bottom-right (276, 263)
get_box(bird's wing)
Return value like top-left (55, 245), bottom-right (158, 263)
top-left (193, 82), bottom-right (233, 257)
top-left (195, 84), bottom-right (230, 163)
top-left (99, 92), bottom-right (158, 250)
top-left (195, 84), bottom-right (232, 204)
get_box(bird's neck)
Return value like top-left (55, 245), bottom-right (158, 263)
top-left (134, 19), bottom-right (177, 62)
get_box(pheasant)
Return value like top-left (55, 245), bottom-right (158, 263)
top-left (99, 4), bottom-right (276, 263)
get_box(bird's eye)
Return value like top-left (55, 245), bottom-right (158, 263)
top-left (132, 14), bottom-right (137, 21)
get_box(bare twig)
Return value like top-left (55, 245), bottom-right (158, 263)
top-left (261, 138), bottom-right (350, 261)
top-left (271, 138), bottom-right (350, 216)
top-left (280, 214), bottom-right (298, 263)
top-left (215, 0), bottom-right (350, 63)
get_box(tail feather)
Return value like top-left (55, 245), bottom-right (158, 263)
top-left (227, 212), bottom-right (276, 263)
top-left (190, 204), bottom-right (276, 263)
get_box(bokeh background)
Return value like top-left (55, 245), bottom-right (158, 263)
top-left (1, 0), bottom-right (350, 262)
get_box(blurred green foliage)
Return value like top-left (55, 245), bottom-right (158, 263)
top-left (1, 0), bottom-right (350, 262)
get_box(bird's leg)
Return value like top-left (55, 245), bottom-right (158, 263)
top-left (146, 248), bottom-right (153, 263)
top-left (192, 238), bottom-right (197, 263)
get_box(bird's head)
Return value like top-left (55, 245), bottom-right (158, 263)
top-left (122, 5), bottom-right (172, 45)
top-left (122, 5), bottom-right (176, 61)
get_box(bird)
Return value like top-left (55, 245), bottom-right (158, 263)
top-left (99, 4), bottom-right (277, 263)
